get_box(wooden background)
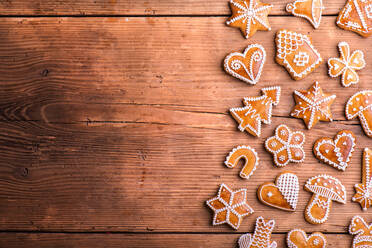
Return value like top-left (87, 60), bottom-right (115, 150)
top-left (0, 0), bottom-right (371, 247)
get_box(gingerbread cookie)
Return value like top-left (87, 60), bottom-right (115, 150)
top-left (230, 86), bottom-right (281, 137)
top-left (265, 124), bottom-right (305, 167)
top-left (346, 90), bottom-right (372, 138)
top-left (286, 0), bottom-right (324, 29)
top-left (238, 216), bottom-right (277, 248)
top-left (226, 0), bottom-right (273, 39)
top-left (328, 42), bottom-right (366, 87)
top-left (352, 148), bottom-right (372, 210)
top-left (206, 183), bottom-right (254, 230)
top-left (304, 175), bottom-right (346, 224)
top-left (287, 229), bottom-right (326, 248)
top-left (257, 171), bottom-right (299, 211)
top-left (337, 0), bottom-right (372, 37)
top-left (291, 82), bottom-right (336, 129)
top-left (224, 44), bottom-right (266, 85)
top-left (349, 216), bottom-right (372, 248)
top-left (225, 145), bottom-right (259, 179)
top-left (313, 130), bottom-right (356, 171)
top-left (275, 29), bottom-right (322, 80)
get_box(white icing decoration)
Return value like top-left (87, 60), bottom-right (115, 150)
top-left (345, 90), bottom-right (372, 137)
top-left (239, 216), bottom-right (277, 248)
top-left (286, 0), bottom-right (324, 29)
top-left (224, 145), bottom-right (259, 180)
top-left (349, 215), bottom-right (372, 248)
top-left (293, 51), bottom-right (310, 67)
top-left (337, 0), bottom-right (372, 36)
top-left (286, 229), bottom-right (326, 248)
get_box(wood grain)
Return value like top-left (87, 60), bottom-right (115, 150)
top-left (0, 233), bottom-right (353, 248)
top-left (0, 0), bottom-right (347, 16)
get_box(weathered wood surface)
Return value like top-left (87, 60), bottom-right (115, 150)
top-left (0, 0), bottom-right (348, 16)
top-left (0, 2), bottom-right (372, 247)
top-left (0, 233), bottom-right (353, 247)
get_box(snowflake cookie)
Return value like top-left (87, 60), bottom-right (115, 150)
top-left (226, 0), bottom-right (273, 39)
top-left (313, 130), bottom-right (356, 171)
top-left (206, 183), bottom-right (254, 230)
top-left (265, 124), bottom-right (305, 167)
top-left (286, 0), bottom-right (324, 29)
top-left (275, 29), bottom-right (322, 80)
top-left (238, 216), bottom-right (277, 248)
top-left (349, 216), bottom-right (372, 248)
top-left (346, 90), bottom-right (372, 138)
top-left (352, 148), bottom-right (372, 211)
top-left (287, 229), bottom-right (326, 248)
top-left (328, 42), bottom-right (366, 87)
top-left (225, 145), bottom-right (259, 179)
top-left (290, 82), bottom-right (336, 129)
top-left (337, 0), bottom-right (372, 37)
top-left (257, 171), bottom-right (299, 211)
top-left (224, 44), bottom-right (266, 85)
top-left (304, 175), bottom-right (346, 224)
top-left (230, 86), bottom-right (281, 137)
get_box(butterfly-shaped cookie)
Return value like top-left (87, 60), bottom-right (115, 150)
top-left (328, 42), bottom-right (366, 87)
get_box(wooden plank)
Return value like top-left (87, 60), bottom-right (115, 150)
top-left (0, 17), bottom-right (370, 124)
top-left (0, 0), bottom-right (347, 16)
top-left (0, 120), bottom-right (370, 232)
top-left (0, 233), bottom-right (353, 248)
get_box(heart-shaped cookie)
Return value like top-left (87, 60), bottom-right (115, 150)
top-left (287, 229), bottom-right (326, 248)
top-left (224, 44), bottom-right (266, 85)
top-left (257, 172), bottom-right (299, 211)
top-left (313, 130), bottom-right (356, 171)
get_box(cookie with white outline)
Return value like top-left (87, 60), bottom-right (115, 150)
top-left (313, 130), bottom-right (356, 171)
top-left (287, 229), bottom-right (326, 248)
top-left (226, 0), bottom-right (273, 39)
top-left (286, 0), bottom-right (324, 29)
top-left (304, 175), bottom-right (346, 224)
top-left (225, 145), bottom-right (259, 179)
top-left (238, 216), bottom-right (277, 248)
top-left (352, 148), bottom-right (372, 211)
top-left (337, 0), bottom-right (372, 37)
top-left (328, 42), bottom-right (366, 87)
top-left (290, 82), bottom-right (336, 129)
top-left (275, 29), bottom-right (322, 80)
top-left (206, 183), bottom-right (254, 230)
top-left (265, 124), bottom-right (305, 167)
top-left (224, 44), bottom-right (266, 85)
top-left (349, 216), bottom-right (372, 248)
top-left (346, 90), bottom-right (372, 138)
top-left (230, 86), bottom-right (281, 137)
top-left (257, 171), bottom-right (299, 211)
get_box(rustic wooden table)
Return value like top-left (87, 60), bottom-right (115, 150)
top-left (0, 0), bottom-right (371, 247)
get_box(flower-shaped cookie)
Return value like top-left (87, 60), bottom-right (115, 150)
top-left (265, 124), bottom-right (305, 167)
top-left (328, 42), bottom-right (366, 87)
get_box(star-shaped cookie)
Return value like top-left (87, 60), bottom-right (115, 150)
top-left (206, 183), bottom-right (254, 230)
top-left (290, 82), bottom-right (336, 129)
top-left (226, 0), bottom-right (273, 39)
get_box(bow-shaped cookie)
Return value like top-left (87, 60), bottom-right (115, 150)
top-left (328, 42), bottom-right (365, 87)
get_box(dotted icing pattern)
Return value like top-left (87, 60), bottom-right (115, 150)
top-left (353, 148), bottom-right (372, 211)
top-left (346, 90), bottom-right (372, 138)
top-left (238, 216), bottom-right (277, 248)
top-left (286, 0), bottom-right (324, 29)
top-left (287, 229), bottom-right (327, 248)
top-left (349, 216), bottom-right (372, 248)
top-left (224, 145), bottom-right (259, 179)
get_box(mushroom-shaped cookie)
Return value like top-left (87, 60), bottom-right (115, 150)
top-left (304, 175), bottom-right (346, 224)
top-left (346, 90), bottom-right (372, 138)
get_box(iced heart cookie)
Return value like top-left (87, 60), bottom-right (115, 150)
top-left (206, 183), bottom-right (254, 230)
top-left (225, 145), bottom-right (259, 179)
top-left (265, 124), bottom-right (305, 167)
top-left (352, 148), bottom-right (372, 210)
top-left (226, 0), bottom-right (273, 39)
top-left (349, 216), bottom-right (372, 248)
top-left (275, 29), bottom-right (322, 80)
top-left (337, 0), bottom-right (372, 37)
top-left (304, 175), bottom-right (346, 224)
top-left (346, 90), bottom-right (372, 138)
top-left (291, 82), bottom-right (336, 129)
top-left (257, 171), bottom-right (299, 211)
top-left (313, 130), bottom-right (356, 171)
top-left (238, 216), bottom-right (277, 248)
top-left (230, 86), bottom-right (281, 137)
top-left (286, 0), bottom-right (324, 29)
top-left (328, 42), bottom-right (366, 87)
top-left (224, 44), bottom-right (266, 85)
top-left (287, 229), bottom-right (327, 248)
